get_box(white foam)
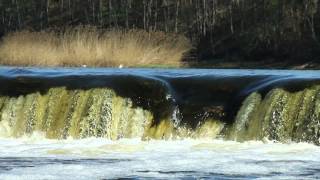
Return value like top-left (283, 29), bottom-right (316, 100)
top-left (0, 138), bottom-right (319, 179)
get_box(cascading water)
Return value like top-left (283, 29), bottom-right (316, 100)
top-left (0, 86), bottom-right (224, 140)
top-left (2, 85), bottom-right (320, 144)
top-left (0, 87), bottom-right (153, 139)
top-left (1, 67), bottom-right (320, 179)
top-left (229, 85), bottom-right (320, 144)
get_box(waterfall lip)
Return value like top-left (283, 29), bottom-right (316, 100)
top-left (2, 66), bottom-right (320, 129)
top-left (2, 66), bottom-right (320, 79)
top-left (1, 67), bottom-right (320, 107)
top-left (1, 66), bottom-right (320, 105)
top-left (239, 76), bottom-right (293, 96)
top-left (238, 76), bottom-right (320, 97)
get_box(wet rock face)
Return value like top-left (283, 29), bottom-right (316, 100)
top-left (229, 86), bottom-right (320, 145)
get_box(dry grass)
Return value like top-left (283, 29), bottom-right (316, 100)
top-left (0, 27), bottom-right (192, 67)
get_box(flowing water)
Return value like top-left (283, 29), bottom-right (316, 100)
top-left (0, 67), bottom-right (320, 179)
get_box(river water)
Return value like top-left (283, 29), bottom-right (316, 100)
top-left (0, 137), bottom-right (320, 179)
top-left (0, 67), bottom-right (320, 179)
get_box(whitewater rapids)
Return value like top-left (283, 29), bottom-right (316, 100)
top-left (0, 137), bottom-right (319, 179)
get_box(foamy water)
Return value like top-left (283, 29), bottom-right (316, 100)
top-left (0, 137), bottom-right (319, 179)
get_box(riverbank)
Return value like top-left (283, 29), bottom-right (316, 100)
top-left (1, 27), bottom-right (319, 70)
top-left (1, 26), bottom-right (319, 70)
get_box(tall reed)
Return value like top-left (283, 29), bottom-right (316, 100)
top-left (0, 27), bottom-right (192, 67)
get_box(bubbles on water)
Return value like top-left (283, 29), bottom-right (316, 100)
top-left (171, 105), bottom-right (182, 127)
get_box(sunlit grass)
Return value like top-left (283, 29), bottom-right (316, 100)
top-left (0, 27), bottom-right (192, 67)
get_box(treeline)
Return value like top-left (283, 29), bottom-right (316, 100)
top-left (1, 0), bottom-right (320, 63)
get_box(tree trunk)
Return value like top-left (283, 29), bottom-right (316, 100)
top-left (15, 0), bottom-right (21, 29)
top-left (229, 4), bottom-right (234, 34)
top-left (143, 0), bottom-right (146, 30)
top-left (108, 0), bottom-right (112, 26)
top-left (125, 0), bottom-right (129, 28)
top-left (163, 0), bottom-right (168, 32)
top-left (148, 0), bottom-right (153, 31)
top-left (99, 0), bottom-right (103, 26)
top-left (308, 14), bottom-right (317, 40)
top-left (175, 0), bottom-right (180, 33)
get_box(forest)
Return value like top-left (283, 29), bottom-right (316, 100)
top-left (0, 0), bottom-right (320, 68)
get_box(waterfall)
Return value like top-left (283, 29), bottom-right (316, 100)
top-left (0, 87), bottom-right (153, 140)
top-left (0, 87), bottom-right (224, 140)
top-left (229, 85), bottom-right (320, 145)
top-left (1, 68), bottom-right (320, 144)
top-left (1, 84), bottom-right (320, 143)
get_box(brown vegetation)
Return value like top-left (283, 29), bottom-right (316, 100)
top-left (0, 27), bottom-right (192, 67)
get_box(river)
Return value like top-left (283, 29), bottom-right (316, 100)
top-left (0, 67), bottom-right (319, 179)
